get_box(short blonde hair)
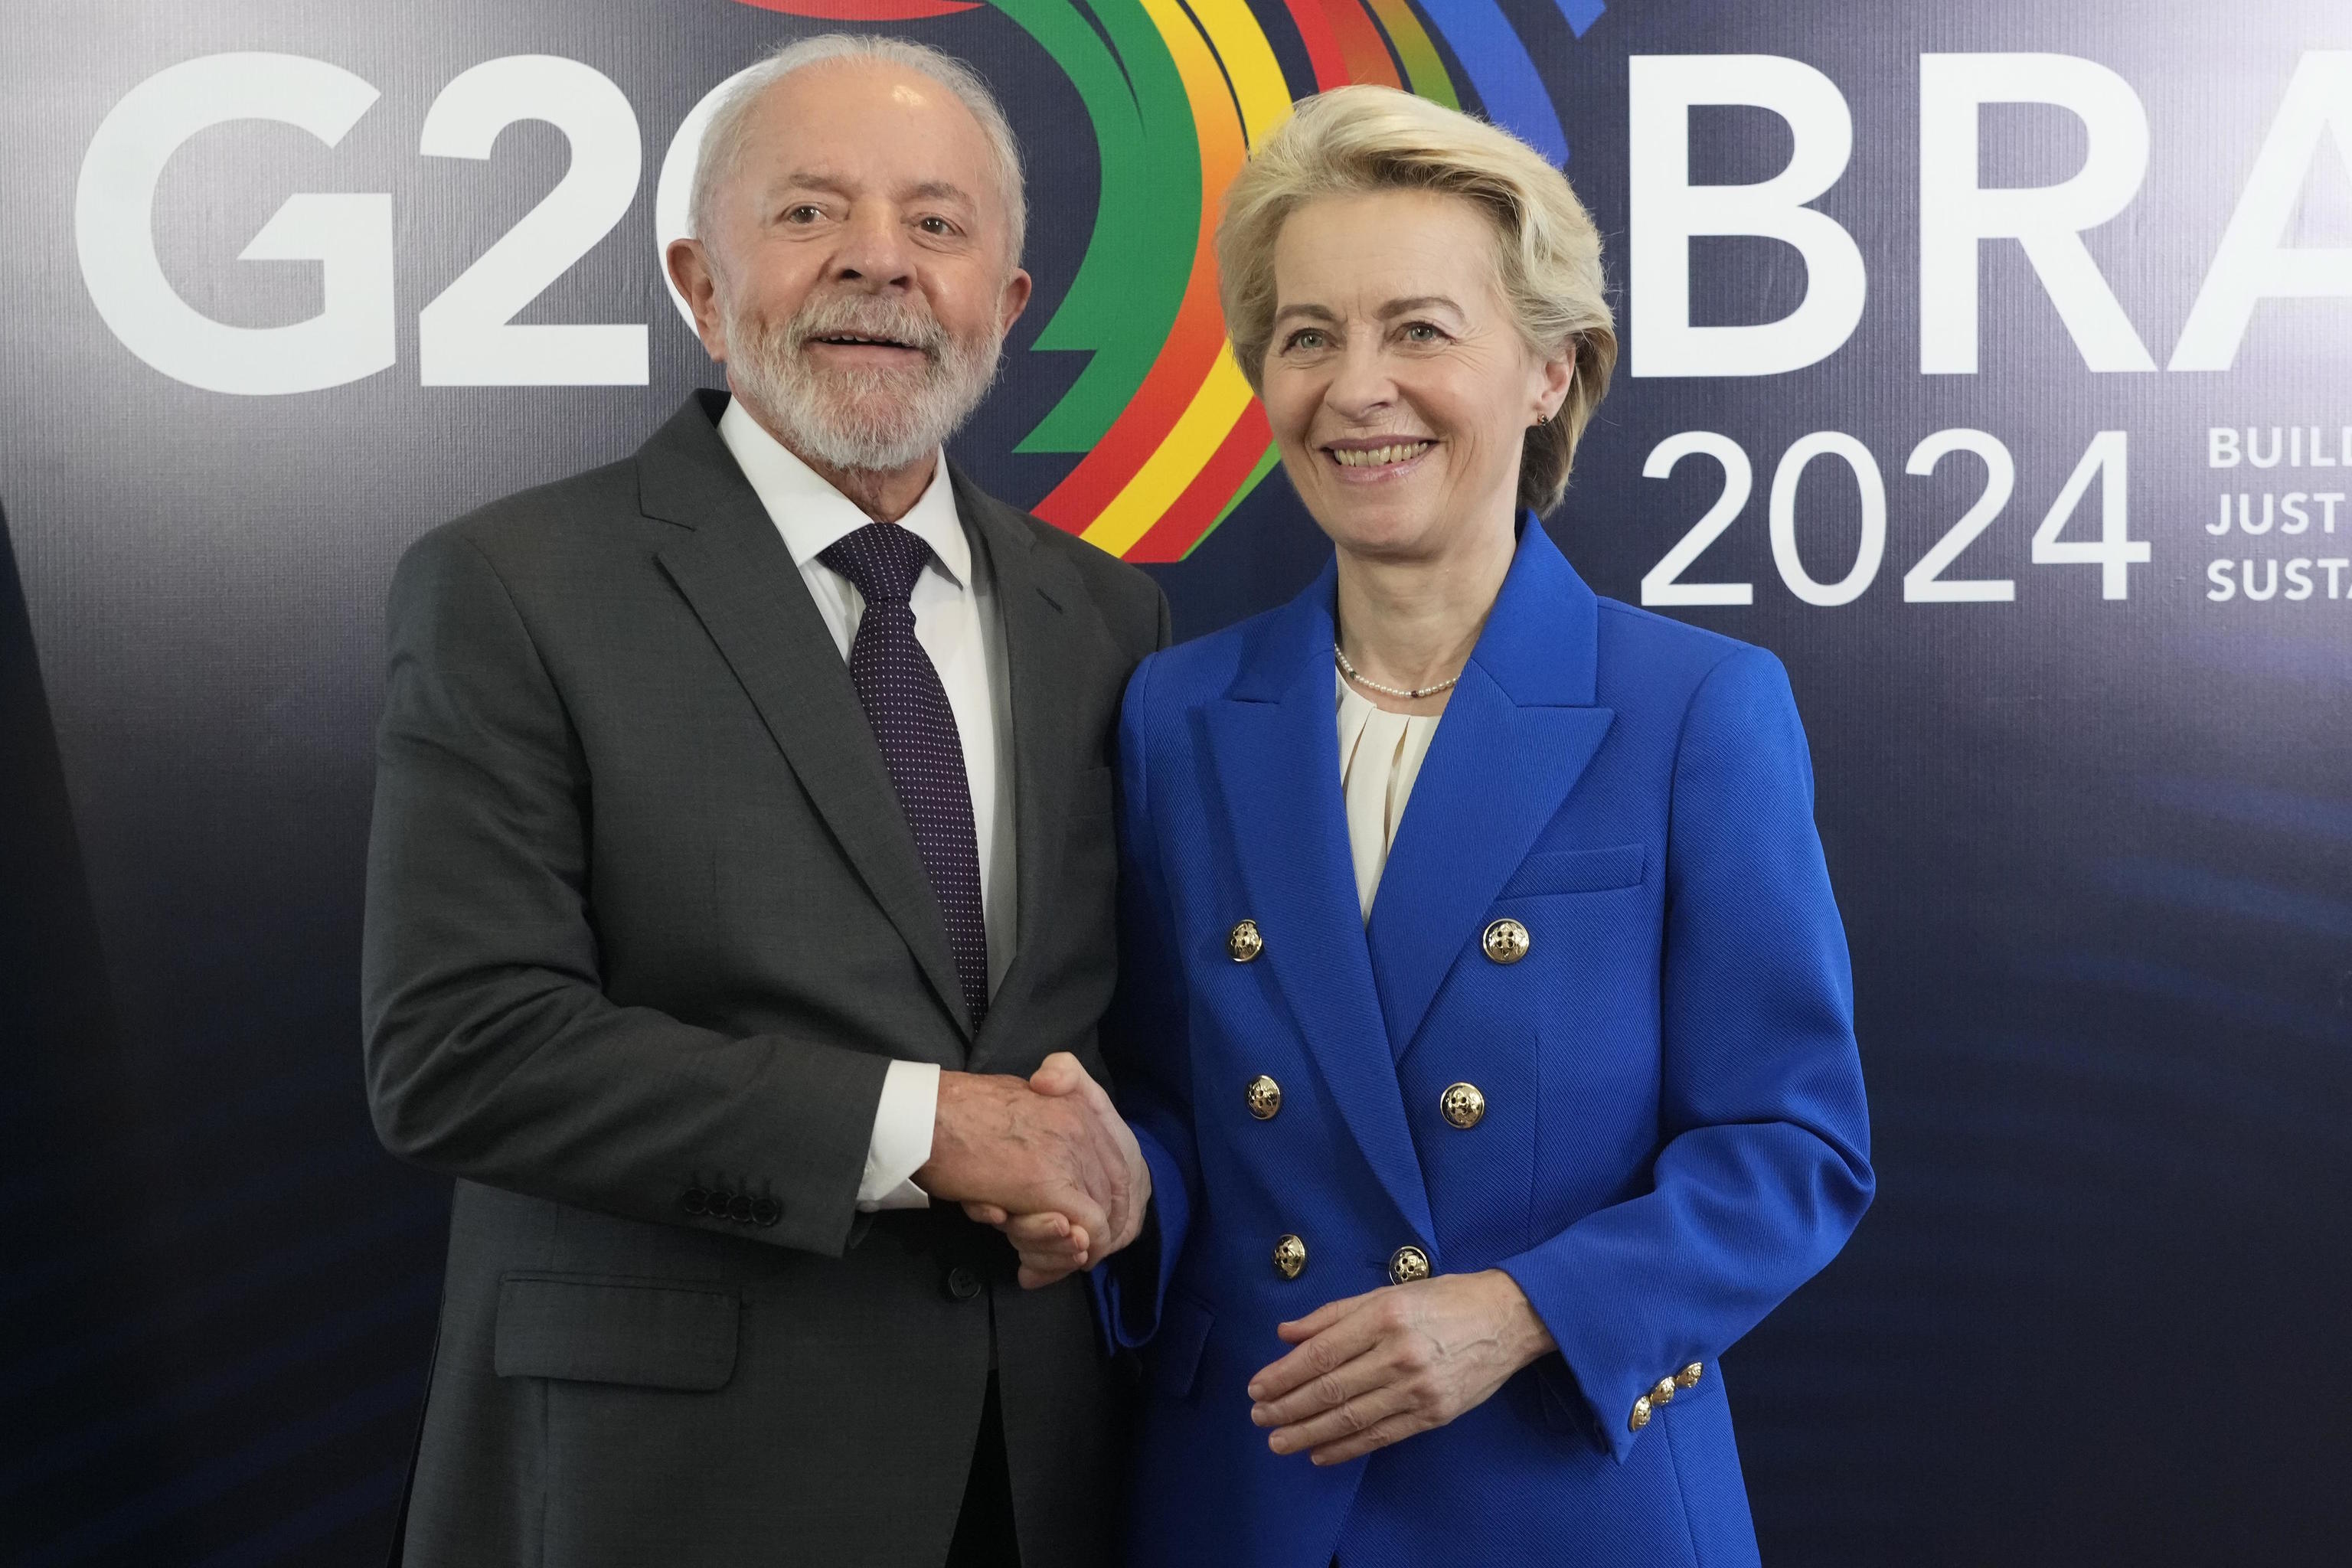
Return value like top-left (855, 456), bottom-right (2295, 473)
top-left (1217, 87), bottom-right (1617, 515)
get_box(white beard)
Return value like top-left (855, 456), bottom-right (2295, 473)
top-left (725, 289), bottom-right (1004, 473)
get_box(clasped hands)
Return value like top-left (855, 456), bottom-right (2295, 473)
top-left (914, 1052), bottom-right (1152, 1288)
top-left (920, 1055), bottom-right (1556, 1465)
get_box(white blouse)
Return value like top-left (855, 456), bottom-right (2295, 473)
top-left (1337, 672), bottom-right (1444, 921)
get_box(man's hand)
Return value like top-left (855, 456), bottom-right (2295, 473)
top-left (916, 1054), bottom-right (1146, 1286)
top-left (1244, 1270), bottom-right (1556, 1465)
top-left (957, 1053), bottom-right (1152, 1289)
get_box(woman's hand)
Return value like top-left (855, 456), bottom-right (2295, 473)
top-left (1246, 1269), bottom-right (1556, 1465)
top-left (965, 1207), bottom-right (1093, 1288)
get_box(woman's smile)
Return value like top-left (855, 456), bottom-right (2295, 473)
top-left (1324, 436), bottom-right (1438, 481)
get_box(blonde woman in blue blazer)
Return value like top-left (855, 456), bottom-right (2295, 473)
top-left (971, 87), bottom-right (1872, 1567)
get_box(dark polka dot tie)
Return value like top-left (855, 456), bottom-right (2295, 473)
top-left (819, 522), bottom-right (990, 1029)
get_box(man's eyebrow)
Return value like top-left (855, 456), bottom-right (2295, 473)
top-left (903, 179), bottom-right (977, 206)
top-left (759, 172), bottom-right (978, 210)
top-left (762, 170), bottom-right (854, 203)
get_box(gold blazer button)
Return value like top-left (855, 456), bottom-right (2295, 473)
top-left (1439, 1082), bottom-right (1485, 1129)
top-left (1629, 1395), bottom-right (1653, 1432)
top-left (1245, 1075), bottom-right (1282, 1120)
top-left (1387, 1245), bottom-right (1431, 1285)
top-left (1676, 1363), bottom-right (1704, 1390)
top-left (1227, 920), bottom-right (1264, 962)
top-left (1481, 917), bottom-right (1530, 964)
top-left (1652, 1377), bottom-right (1680, 1406)
top-left (1273, 1233), bottom-right (1307, 1279)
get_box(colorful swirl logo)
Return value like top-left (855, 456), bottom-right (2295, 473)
top-left (732, 0), bottom-right (1606, 560)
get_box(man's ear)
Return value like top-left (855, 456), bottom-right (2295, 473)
top-left (998, 266), bottom-right (1034, 337)
top-left (666, 237), bottom-right (729, 362)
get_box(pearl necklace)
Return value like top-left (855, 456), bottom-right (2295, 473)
top-left (1334, 643), bottom-right (1461, 701)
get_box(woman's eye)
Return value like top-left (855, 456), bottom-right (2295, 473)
top-left (1403, 322), bottom-right (1442, 343)
top-left (1286, 329), bottom-right (1327, 351)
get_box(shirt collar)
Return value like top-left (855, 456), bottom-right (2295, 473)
top-left (717, 396), bottom-right (969, 590)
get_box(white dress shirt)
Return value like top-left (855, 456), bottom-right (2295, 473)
top-left (1338, 672), bottom-right (1443, 922)
top-left (718, 400), bottom-right (1019, 1210)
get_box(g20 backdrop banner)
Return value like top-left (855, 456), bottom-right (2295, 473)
top-left (3, 0), bottom-right (2347, 1561)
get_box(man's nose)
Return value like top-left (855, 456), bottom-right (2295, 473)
top-left (833, 204), bottom-right (914, 288)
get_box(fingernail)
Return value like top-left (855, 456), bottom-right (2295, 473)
top-left (1311, 1453), bottom-right (1329, 1467)
top-left (1267, 1435), bottom-right (1288, 1454)
top-left (1246, 1382), bottom-right (1264, 1400)
top-left (1250, 1406), bottom-right (1270, 1426)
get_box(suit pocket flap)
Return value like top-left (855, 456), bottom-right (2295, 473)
top-left (1146, 1290), bottom-right (1214, 1400)
top-left (494, 1276), bottom-right (739, 1391)
top-left (1498, 843), bottom-right (1647, 899)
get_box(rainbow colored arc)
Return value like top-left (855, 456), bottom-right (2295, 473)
top-left (737, 0), bottom-right (1603, 560)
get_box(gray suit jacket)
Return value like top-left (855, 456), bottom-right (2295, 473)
top-left (362, 391), bottom-right (1168, 1568)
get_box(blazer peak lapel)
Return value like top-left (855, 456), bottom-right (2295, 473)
top-left (1367, 524), bottom-right (1615, 1060)
top-left (1202, 581), bottom-right (1436, 1246)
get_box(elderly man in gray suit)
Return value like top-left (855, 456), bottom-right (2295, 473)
top-left (362, 34), bottom-right (1158, 1568)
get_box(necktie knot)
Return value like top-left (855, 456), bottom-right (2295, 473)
top-left (819, 521), bottom-right (934, 608)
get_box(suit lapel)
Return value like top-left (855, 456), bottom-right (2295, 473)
top-left (1203, 568), bottom-right (1436, 1245)
top-left (953, 469), bottom-right (1093, 1068)
top-left (1367, 523), bottom-right (1615, 1062)
top-left (642, 394), bottom-right (972, 1039)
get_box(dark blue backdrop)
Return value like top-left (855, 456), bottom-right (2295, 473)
top-left (4, 1), bottom-right (2348, 1562)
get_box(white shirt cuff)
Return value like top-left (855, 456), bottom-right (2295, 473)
top-left (857, 1060), bottom-right (940, 1211)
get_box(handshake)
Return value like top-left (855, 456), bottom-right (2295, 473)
top-left (914, 1052), bottom-right (1151, 1288)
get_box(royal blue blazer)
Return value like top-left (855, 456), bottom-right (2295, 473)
top-left (1093, 521), bottom-right (1873, 1568)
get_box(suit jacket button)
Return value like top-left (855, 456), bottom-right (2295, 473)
top-left (1629, 1395), bottom-right (1653, 1432)
top-left (707, 1187), bottom-right (736, 1217)
top-left (1227, 920), bottom-right (1264, 962)
top-left (727, 1194), bottom-right (755, 1223)
top-left (945, 1266), bottom-right (983, 1301)
top-left (752, 1197), bottom-right (781, 1227)
top-left (1439, 1083), bottom-right (1485, 1129)
top-left (1652, 1377), bottom-right (1679, 1406)
top-left (1387, 1246), bottom-right (1431, 1285)
top-left (1481, 918), bottom-right (1531, 964)
top-left (1245, 1075), bottom-right (1282, 1119)
top-left (1676, 1362), bottom-right (1704, 1390)
top-left (1272, 1234), bottom-right (1307, 1279)
top-left (681, 1187), bottom-right (709, 1215)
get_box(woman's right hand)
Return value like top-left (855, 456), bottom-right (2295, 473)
top-left (962, 1202), bottom-right (1093, 1287)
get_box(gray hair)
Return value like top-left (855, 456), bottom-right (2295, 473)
top-left (688, 34), bottom-right (1027, 268)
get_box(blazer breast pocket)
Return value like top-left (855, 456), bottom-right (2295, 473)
top-left (1497, 843), bottom-right (1647, 900)
top-left (493, 1273), bottom-right (740, 1391)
